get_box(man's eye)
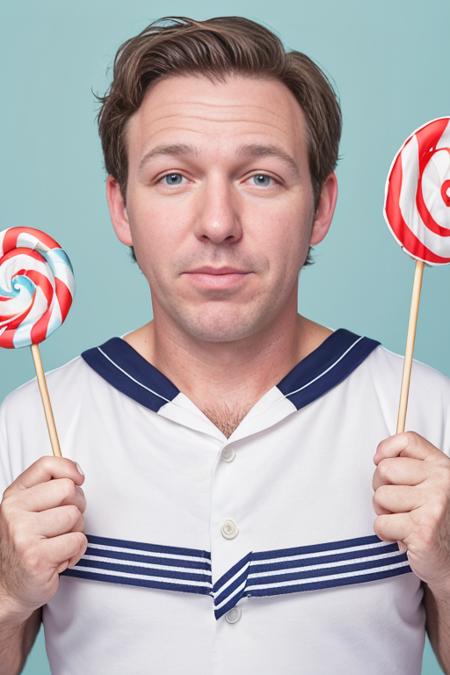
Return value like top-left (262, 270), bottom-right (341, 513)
top-left (159, 173), bottom-right (186, 186)
top-left (249, 174), bottom-right (276, 187)
top-left (157, 172), bottom-right (277, 187)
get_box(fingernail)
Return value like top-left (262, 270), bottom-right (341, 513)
top-left (76, 462), bottom-right (84, 476)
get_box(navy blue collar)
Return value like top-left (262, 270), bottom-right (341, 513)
top-left (81, 328), bottom-right (380, 414)
top-left (277, 329), bottom-right (380, 410)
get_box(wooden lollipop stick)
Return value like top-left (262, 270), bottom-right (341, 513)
top-left (396, 259), bottom-right (425, 433)
top-left (30, 343), bottom-right (62, 457)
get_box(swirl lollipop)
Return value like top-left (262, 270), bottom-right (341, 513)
top-left (0, 226), bottom-right (75, 456)
top-left (384, 117), bottom-right (450, 432)
top-left (384, 116), bottom-right (450, 264)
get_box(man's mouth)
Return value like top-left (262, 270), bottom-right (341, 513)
top-left (183, 266), bottom-right (252, 290)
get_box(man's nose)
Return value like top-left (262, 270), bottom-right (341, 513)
top-left (193, 177), bottom-right (243, 245)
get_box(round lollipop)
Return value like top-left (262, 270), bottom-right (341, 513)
top-left (383, 117), bottom-right (450, 432)
top-left (0, 226), bottom-right (75, 456)
top-left (384, 116), bottom-right (450, 265)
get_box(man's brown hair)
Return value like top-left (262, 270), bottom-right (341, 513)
top-left (96, 16), bottom-right (342, 266)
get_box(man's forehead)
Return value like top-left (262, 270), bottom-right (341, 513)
top-left (126, 74), bottom-right (307, 148)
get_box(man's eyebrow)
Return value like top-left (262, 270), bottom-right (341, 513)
top-left (138, 142), bottom-right (300, 177)
top-left (236, 144), bottom-right (300, 177)
top-left (138, 144), bottom-right (198, 171)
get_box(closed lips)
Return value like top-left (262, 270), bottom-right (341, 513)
top-left (186, 267), bottom-right (249, 274)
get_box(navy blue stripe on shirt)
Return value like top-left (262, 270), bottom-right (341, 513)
top-left (81, 329), bottom-right (380, 415)
top-left (84, 546), bottom-right (212, 570)
top-left (87, 534), bottom-right (211, 560)
top-left (277, 329), bottom-right (380, 410)
top-left (212, 534), bottom-right (411, 620)
top-left (246, 566), bottom-right (412, 598)
top-left (62, 533), bottom-right (213, 597)
top-left (62, 532), bottom-right (410, 621)
top-left (212, 552), bottom-right (252, 593)
top-left (76, 557), bottom-right (211, 583)
top-left (246, 552), bottom-right (408, 585)
top-left (82, 338), bottom-right (179, 412)
top-left (250, 533), bottom-right (389, 559)
top-left (214, 567), bottom-right (250, 607)
top-left (250, 542), bottom-right (399, 572)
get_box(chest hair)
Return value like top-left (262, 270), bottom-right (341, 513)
top-left (202, 401), bottom-right (251, 438)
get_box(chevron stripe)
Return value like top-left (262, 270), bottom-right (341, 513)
top-left (62, 533), bottom-right (412, 620)
top-left (212, 535), bottom-right (411, 619)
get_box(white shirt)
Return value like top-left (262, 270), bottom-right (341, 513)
top-left (1, 327), bottom-right (449, 674)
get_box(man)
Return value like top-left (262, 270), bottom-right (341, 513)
top-left (1, 15), bottom-right (449, 675)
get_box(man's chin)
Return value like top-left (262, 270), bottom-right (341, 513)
top-left (173, 307), bottom-right (265, 344)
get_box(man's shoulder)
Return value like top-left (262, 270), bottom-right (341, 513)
top-left (367, 342), bottom-right (450, 394)
top-left (0, 346), bottom-right (100, 419)
top-left (362, 342), bottom-right (450, 443)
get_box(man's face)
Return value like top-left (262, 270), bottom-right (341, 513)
top-left (108, 74), bottom-right (336, 342)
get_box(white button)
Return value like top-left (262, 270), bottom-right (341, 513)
top-left (221, 447), bottom-right (236, 462)
top-left (221, 519), bottom-right (239, 539)
top-left (225, 607), bottom-right (242, 624)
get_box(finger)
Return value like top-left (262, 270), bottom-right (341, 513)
top-left (60, 533), bottom-right (89, 572)
top-left (373, 513), bottom-right (411, 542)
top-left (5, 456), bottom-right (84, 493)
top-left (372, 457), bottom-right (428, 490)
top-left (38, 531), bottom-right (88, 571)
top-left (34, 506), bottom-right (84, 538)
top-left (20, 480), bottom-right (86, 513)
top-left (372, 501), bottom-right (391, 516)
top-left (373, 485), bottom-right (423, 514)
top-left (374, 432), bottom-right (442, 464)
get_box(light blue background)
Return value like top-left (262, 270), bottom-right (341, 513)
top-left (1, 1), bottom-right (449, 673)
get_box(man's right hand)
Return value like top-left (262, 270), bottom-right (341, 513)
top-left (0, 456), bottom-right (87, 621)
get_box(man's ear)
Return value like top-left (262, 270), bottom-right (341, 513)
top-left (310, 172), bottom-right (338, 246)
top-left (105, 175), bottom-right (133, 246)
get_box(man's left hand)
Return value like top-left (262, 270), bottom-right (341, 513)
top-left (373, 431), bottom-right (450, 593)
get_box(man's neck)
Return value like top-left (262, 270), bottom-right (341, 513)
top-left (123, 312), bottom-right (332, 432)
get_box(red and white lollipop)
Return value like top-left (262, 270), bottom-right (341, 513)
top-left (384, 117), bottom-right (450, 432)
top-left (384, 116), bottom-right (450, 265)
top-left (0, 226), bottom-right (74, 348)
top-left (0, 226), bottom-right (75, 456)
